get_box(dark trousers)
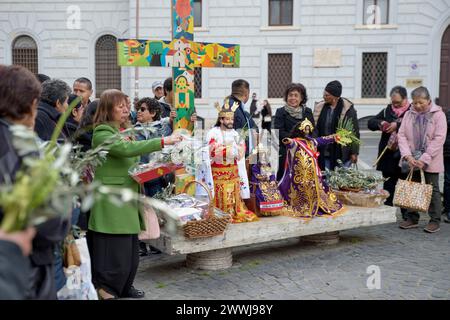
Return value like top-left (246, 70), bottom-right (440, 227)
top-left (90, 231), bottom-right (139, 298)
top-left (443, 157), bottom-right (450, 214)
top-left (144, 177), bottom-right (164, 197)
top-left (277, 147), bottom-right (287, 182)
top-left (26, 264), bottom-right (57, 300)
top-left (405, 171), bottom-right (442, 225)
top-left (262, 121), bottom-right (271, 133)
top-left (382, 171), bottom-right (408, 220)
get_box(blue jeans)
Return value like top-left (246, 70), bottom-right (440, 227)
top-left (71, 206), bottom-right (81, 227)
top-left (54, 244), bottom-right (66, 292)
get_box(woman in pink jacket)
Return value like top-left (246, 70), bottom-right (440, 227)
top-left (397, 86), bottom-right (447, 233)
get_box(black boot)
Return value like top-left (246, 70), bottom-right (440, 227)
top-left (122, 286), bottom-right (145, 299)
top-left (148, 245), bottom-right (162, 254)
top-left (139, 241), bottom-right (148, 256)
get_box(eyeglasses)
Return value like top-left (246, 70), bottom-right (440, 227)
top-left (138, 107), bottom-right (148, 112)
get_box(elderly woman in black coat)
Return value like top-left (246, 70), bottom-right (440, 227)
top-left (274, 83), bottom-right (315, 181)
top-left (368, 86), bottom-right (411, 218)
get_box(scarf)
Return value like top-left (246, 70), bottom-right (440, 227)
top-left (412, 104), bottom-right (432, 153)
top-left (284, 104), bottom-right (304, 120)
top-left (392, 99), bottom-right (410, 118)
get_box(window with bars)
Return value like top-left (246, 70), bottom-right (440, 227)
top-left (95, 35), bottom-right (121, 98)
top-left (194, 67), bottom-right (202, 98)
top-left (268, 53), bottom-right (292, 99)
top-left (194, 0), bottom-right (202, 27)
top-left (363, 0), bottom-right (389, 25)
top-left (361, 52), bottom-right (388, 98)
top-left (269, 0), bottom-right (293, 26)
top-left (12, 35), bottom-right (38, 74)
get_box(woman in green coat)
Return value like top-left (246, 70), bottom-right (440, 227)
top-left (89, 89), bottom-right (181, 300)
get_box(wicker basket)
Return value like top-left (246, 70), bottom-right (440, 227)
top-left (339, 187), bottom-right (363, 193)
top-left (182, 180), bottom-right (230, 239)
top-left (332, 189), bottom-right (390, 208)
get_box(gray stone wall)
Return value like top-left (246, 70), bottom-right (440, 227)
top-left (1, 0), bottom-right (450, 121)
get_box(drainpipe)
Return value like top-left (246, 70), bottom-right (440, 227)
top-left (134, 0), bottom-right (140, 103)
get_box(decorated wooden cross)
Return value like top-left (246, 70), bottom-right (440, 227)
top-left (117, 0), bottom-right (240, 132)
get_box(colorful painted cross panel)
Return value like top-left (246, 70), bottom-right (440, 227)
top-left (117, 39), bottom-right (240, 69)
top-left (117, 0), bottom-right (240, 132)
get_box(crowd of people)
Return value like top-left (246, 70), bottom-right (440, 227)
top-left (0, 65), bottom-right (188, 299)
top-left (369, 86), bottom-right (449, 233)
top-left (245, 80), bottom-right (449, 236)
top-left (0, 63), bottom-right (449, 300)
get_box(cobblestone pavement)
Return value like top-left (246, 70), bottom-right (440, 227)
top-left (134, 212), bottom-right (450, 300)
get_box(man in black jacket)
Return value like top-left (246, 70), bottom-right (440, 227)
top-left (228, 79), bottom-right (258, 157)
top-left (314, 80), bottom-right (360, 170)
top-left (158, 77), bottom-right (173, 119)
top-left (73, 77), bottom-right (93, 109)
top-left (249, 92), bottom-right (260, 119)
top-left (34, 79), bottom-right (71, 141)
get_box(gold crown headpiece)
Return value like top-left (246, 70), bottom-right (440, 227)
top-left (299, 118), bottom-right (314, 132)
top-left (215, 99), bottom-right (239, 118)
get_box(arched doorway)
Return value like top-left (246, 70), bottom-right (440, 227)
top-left (95, 34), bottom-right (121, 98)
top-left (12, 35), bottom-right (38, 74)
top-left (439, 25), bottom-right (450, 110)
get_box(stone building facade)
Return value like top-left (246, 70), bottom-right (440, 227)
top-left (1, 0), bottom-right (449, 121)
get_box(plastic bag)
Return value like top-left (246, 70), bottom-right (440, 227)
top-left (57, 237), bottom-right (98, 300)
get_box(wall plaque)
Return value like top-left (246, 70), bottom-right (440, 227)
top-left (313, 48), bottom-right (342, 67)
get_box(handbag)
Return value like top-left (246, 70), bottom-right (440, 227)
top-left (400, 150), bottom-right (423, 174)
top-left (138, 203), bottom-right (161, 240)
top-left (393, 169), bottom-right (432, 212)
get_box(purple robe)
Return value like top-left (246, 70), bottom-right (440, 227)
top-left (251, 163), bottom-right (284, 215)
top-left (278, 136), bottom-right (344, 218)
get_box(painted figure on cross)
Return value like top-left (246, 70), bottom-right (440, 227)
top-left (117, 0), bottom-right (240, 132)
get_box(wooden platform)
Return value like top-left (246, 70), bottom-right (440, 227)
top-left (148, 206), bottom-right (398, 269)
